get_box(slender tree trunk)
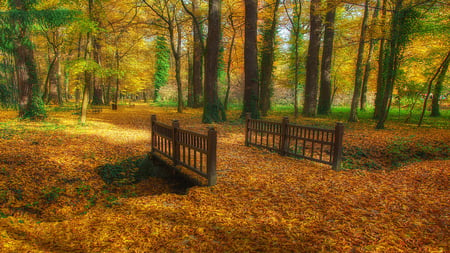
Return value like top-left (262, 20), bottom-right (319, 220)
top-left (44, 55), bottom-right (57, 104)
top-left (187, 47), bottom-right (193, 107)
top-left (376, 0), bottom-right (405, 129)
top-left (259, 0), bottom-right (280, 116)
top-left (430, 51), bottom-right (450, 117)
top-left (349, 0), bottom-right (369, 122)
top-left (55, 49), bottom-right (63, 104)
top-left (224, 14), bottom-right (236, 111)
top-left (360, 0), bottom-right (380, 111)
top-left (242, 0), bottom-right (259, 119)
top-left (418, 52), bottom-right (450, 126)
top-left (285, 0), bottom-right (302, 118)
top-left (80, 0), bottom-right (94, 123)
top-left (11, 0), bottom-right (45, 119)
top-left (113, 49), bottom-right (120, 109)
top-left (175, 22), bottom-right (183, 113)
top-left (318, 0), bottom-right (336, 115)
top-left (192, 0), bottom-right (203, 108)
top-left (303, 0), bottom-right (322, 117)
top-left (92, 37), bottom-right (103, 105)
top-left (203, 0), bottom-right (226, 123)
top-left (373, 0), bottom-right (387, 119)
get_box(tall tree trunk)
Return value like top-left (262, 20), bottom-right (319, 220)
top-left (55, 49), bottom-right (63, 104)
top-left (303, 0), bottom-right (322, 117)
top-left (376, 0), bottom-right (405, 129)
top-left (349, 0), bottom-right (369, 122)
top-left (259, 0), bottom-right (280, 116)
top-left (373, 0), bottom-right (387, 119)
top-left (47, 49), bottom-right (62, 105)
top-left (175, 22), bottom-right (183, 113)
top-left (284, 0), bottom-right (302, 118)
top-left (192, 0), bottom-right (203, 108)
top-left (203, 0), bottom-right (226, 123)
top-left (430, 51), bottom-right (450, 117)
top-left (187, 47), bottom-right (194, 107)
top-left (242, 0), bottom-right (259, 119)
top-left (318, 0), bottom-right (336, 115)
top-left (80, 0), bottom-right (94, 124)
top-left (11, 0), bottom-right (45, 119)
top-left (361, 0), bottom-right (380, 111)
top-left (92, 37), bottom-right (103, 105)
top-left (224, 14), bottom-right (236, 111)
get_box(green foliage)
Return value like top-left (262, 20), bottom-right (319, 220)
top-left (153, 36), bottom-right (170, 101)
top-left (41, 187), bottom-right (65, 203)
top-left (0, 6), bottom-right (78, 53)
top-left (97, 156), bottom-right (151, 186)
top-left (22, 94), bottom-right (47, 120)
top-left (0, 189), bottom-right (7, 204)
top-left (76, 184), bottom-right (91, 197)
top-left (386, 136), bottom-right (449, 166)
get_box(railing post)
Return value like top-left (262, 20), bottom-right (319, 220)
top-left (207, 127), bottom-right (217, 186)
top-left (332, 122), bottom-right (344, 171)
top-left (151, 115), bottom-right (156, 154)
top-left (172, 120), bottom-right (180, 165)
top-left (245, 112), bottom-right (251, 146)
top-left (280, 117), bottom-right (289, 155)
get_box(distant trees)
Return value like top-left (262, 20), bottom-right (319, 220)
top-left (0, 0), bottom-right (448, 129)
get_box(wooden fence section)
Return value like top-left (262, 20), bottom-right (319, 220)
top-left (245, 113), bottom-right (344, 170)
top-left (151, 115), bottom-right (217, 186)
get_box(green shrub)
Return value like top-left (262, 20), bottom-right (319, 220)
top-left (22, 95), bottom-right (47, 120)
top-left (42, 187), bottom-right (65, 203)
top-left (97, 156), bottom-right (151, 186)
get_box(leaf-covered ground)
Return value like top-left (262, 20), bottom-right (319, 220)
top-left (0, 105), bottom-right (448, 252)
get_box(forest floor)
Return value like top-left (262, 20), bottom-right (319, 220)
top-left (0, 104), bottom-right (449, 252)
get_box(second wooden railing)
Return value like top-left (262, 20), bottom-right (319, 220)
top-left (245, 113), bottom-right (344, 170)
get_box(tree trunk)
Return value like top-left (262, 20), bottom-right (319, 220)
top-left (192, 0), bottom-right (203, 108)
top-left (187, 47), bottom-right (193, 107)
top-left (318, 0), bottom-right (336, 115)
top-left (303, 0), bottom-right (322, 117)
top-left (203, 0), bottom-right (226, 123)
top-left (11, 0), bottom-right (45, 119)
top-left (81, 0), bottom-right (94, 123)
top-left (242, 0), bottom-right (259, 119)
top-left (92, 37), bottom-right (103, 105)
top-left (224, 14), bottom-right (236, 111)
top-left (349, 0), bottom-right (369, 122)
top-left (285, 0), bottom-right (303, 118)
top-left (376, 0), bottom-right (405, 129)
top-left (430, 51), bottom-right (450, 117)
top-left (361, 0), bottom-right (380, 111)
top-left (373, 0), bottom-right (387, 120)
top-left (259, 0), bottom-right (280, 116)
top-left (175, 22), bottom-right (183, 113)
